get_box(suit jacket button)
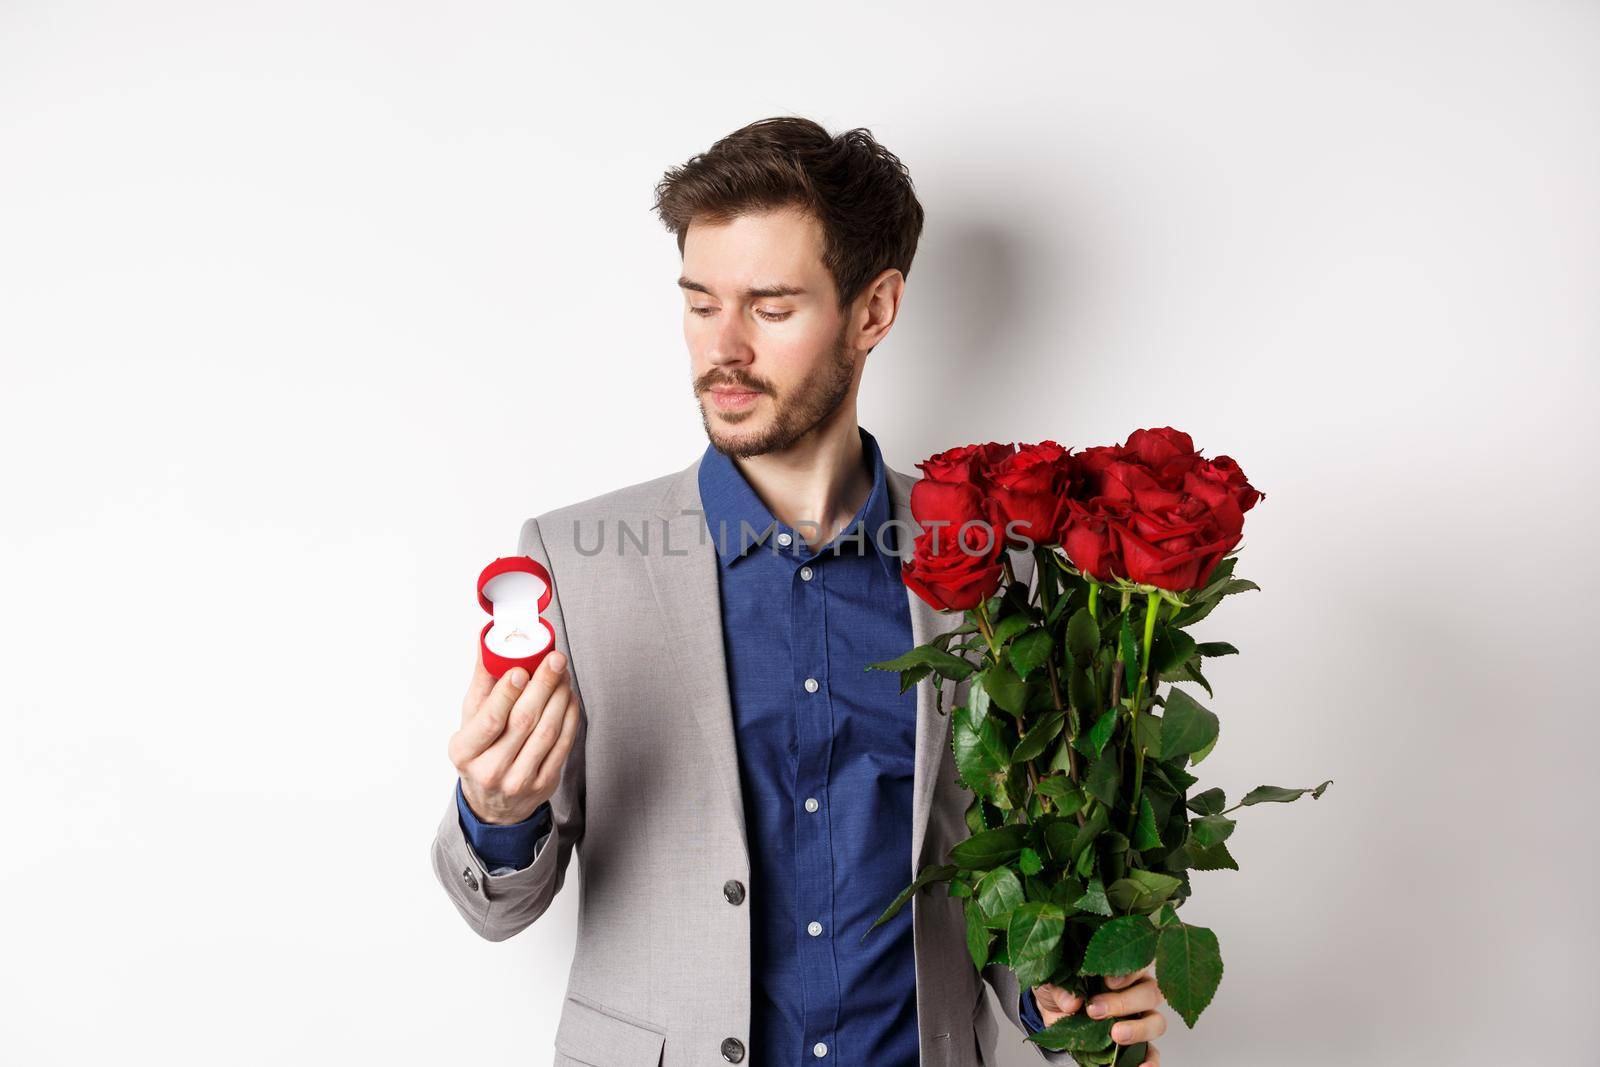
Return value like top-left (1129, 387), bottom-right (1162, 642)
top-left (461, 867), bottom-right (479, 892)
top-left (721, 1036), bottom-right (745, 1062)
top-left (722, 879), bottom-right (745, 905)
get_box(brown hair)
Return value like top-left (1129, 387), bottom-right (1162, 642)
top-left (652, 116), bottom-right (925, 311)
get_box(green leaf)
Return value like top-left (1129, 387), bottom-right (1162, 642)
top-left (1077, 708), bottom-right (1117, 761)
top-left (983, 661), bottom-right (1029, 716)
top-left (1065, 804), bottom-right (1110, 865)
top-left (1019, 847), bottom-right (1044, 877)
top-left (965, 898), bottom-right (993, 969)
top-left (863, 863), bottom-right (958, 939)
top-left (1008, 902), bottom-right (1066, 987)
top-left (1132, 794), bottom-right (1162, 851)
top-left (1189, 814), bottom-right (1236, 848)
top-left (1074, 875), bottom-right (1113, 917)
top-left (889, 663), bottom-right (933, 693)
top-left (1184, 839), bottom-right (1239, 871)
top-left (1156, 921), bottom-right (1224, 1027)
top-left (1161, 688), bottom-right (1219, 757)
top-left (1156, 903), bottom-right (1179, 927)
top-left (1085, 749), bottom-right (1121, 808)
top-left (1236, 780), bottom-right (1334, 807)
top-left (1068, 668), bottom-right (1098, 721)
top-left (1188, 730), bottom-right (1218, 766)
top-left (1080, 915), bottom-right (1158, 976)
top-left (953, 693), bottom-right (1010, 798)
top-left (1009, 629), bottom-right (1054, 679)
top-left (866, 643), bottom-right (974, 680)
top-left (948, 823), bottom-right (1030, 870)
top-left (1067, 607), bottom-right (1099, 662)
top-left (1025, 1011), bottom-right (1114, 1052)
top-left (975, 867), bottom-right (1026, 928)
top-left (1150, 627), bottom-right (1198, 676)
top-left (1008, 901), bottom-right (1066, 961)
top-left (1196, 555), bottom-right (1237, 595)
top-left (1134, 713), bottom-right (1162, 759)
top-left (1186, 788), bottom-right (1226, 816)
top-left (1219, 579), bottom-right (1259, 596)
top-left (1035, 775), bottom-right (1086, 814)
top-left (1105, 869), bottom-right (1183, 912)
top-left (991, 612), bottom-right (1033, 647)
top-left (1012, 708), bottom-right (1066, 763)
top-left (1194, 641), bottom-right (1239, 657)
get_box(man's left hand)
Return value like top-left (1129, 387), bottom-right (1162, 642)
top-left (1032, 965), bottom-right (1166, 1064)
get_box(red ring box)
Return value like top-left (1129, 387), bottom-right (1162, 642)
top-left (477, 556), bottom-right (556, 678)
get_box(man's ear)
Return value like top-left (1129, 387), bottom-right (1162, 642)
top-left (855, 267), bottom-right (905, 350)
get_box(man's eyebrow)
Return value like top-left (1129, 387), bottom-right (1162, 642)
top-left (677, 276), bottom-right (808, 299)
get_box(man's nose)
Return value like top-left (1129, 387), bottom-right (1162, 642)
top-left (707, 310), bottom-right (755, 366)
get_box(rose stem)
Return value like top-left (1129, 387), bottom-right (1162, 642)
top-left (1123, 590), bottom-right (1161, 840)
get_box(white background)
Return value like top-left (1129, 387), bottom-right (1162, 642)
top-left (3, 2), bottom-right (1596, 1064)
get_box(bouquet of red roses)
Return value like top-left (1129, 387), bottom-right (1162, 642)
top-left (864, 427), bottom-right (1331, 1064)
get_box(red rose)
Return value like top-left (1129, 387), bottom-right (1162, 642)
top-left (1059, 497), bottom-right (1128, 582)
top-left (990, 440), bottom-right (1073, 550)
top-left (1185, 455), bottom-right (1265, 515)
top-left (1060, 428), bottom-right (1263, 590)
top-left (903, 475), bottom-right (1006, 611)
top-left (1109, 496), bottom-right (1238, 591)
top-left (915, 441), bottom-right (1015, 488)
top-left (909, 479), bottom-right (999, 555)
top-left (1121, 426), bottom-right (1200, 487)
top-left (901, 528), bottom-right (1006, 611)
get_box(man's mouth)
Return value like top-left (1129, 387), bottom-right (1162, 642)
top-left (708, 387), bottom-right (762, 411)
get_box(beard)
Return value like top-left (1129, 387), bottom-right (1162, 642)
top-left (693, 320), bottom-right (856, 459)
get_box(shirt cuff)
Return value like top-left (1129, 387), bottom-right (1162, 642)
top-left (1019, 983), bottom-right (1045, 1033)
top-left (455, 778), bottom-right (551, 873)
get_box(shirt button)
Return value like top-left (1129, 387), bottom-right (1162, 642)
top-left (804, 797), bottom-right (819, 812)
top-left (776, 532), bottom-right (793, 547)
top-left (807, 920), bottom-right (822, 936)
top-left (813, 1042), bottom-right (828, 1058)
top-left (461, 867), bottom-right (479, 892)
top-left (803, 677), bottom-right (819, 693)
top-left (723, 879), bottom-right (745, 905)
top-left (799, 565), bottom-right (814, 581)
top-left (721, 1036), bottom-right (746, 1062)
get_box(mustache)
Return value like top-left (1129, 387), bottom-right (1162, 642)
top-left (700, 374), bottom-right (774, 395)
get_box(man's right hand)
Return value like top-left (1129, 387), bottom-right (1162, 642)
top-left (451, 645), bottom-right (581, 826)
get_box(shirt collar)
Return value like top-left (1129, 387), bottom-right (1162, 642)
top-left (697, 424), bottom-right (900, 581)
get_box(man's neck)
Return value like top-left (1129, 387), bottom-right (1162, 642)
top-left (732, 409), bottom-right (872, 553)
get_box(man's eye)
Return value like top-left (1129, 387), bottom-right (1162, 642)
top-left (756, 309), bottom-right (791, 322)
top-left (690, 306), bottom-right (716, 316)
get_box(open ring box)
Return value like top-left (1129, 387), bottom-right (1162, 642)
top-left (477, 556), bottom-right (556, 678)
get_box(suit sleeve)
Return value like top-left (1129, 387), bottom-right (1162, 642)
top-left (430, 514), bottom-right (587, 942)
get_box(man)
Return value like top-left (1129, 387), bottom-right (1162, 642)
top-left (431, 116), bottom-right (1168, 1066)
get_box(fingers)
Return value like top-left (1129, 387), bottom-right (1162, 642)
top-left (451, 665), bottom-right (532, 765)
top-left (1104, 965), bottom-right (1151, 990)
top-left (1033, 982), bottom-right (1082, 1022)
top-left (1087, 973), bottom-right (1164, 1022)
top-left (461, 639), bottom-right (497, 726)
top-left (1109, 1010), bottom-right (1167, 1045)
top-left (506, 675), bottom-right (577, 793)
top-left (1142, 1042), bottom-right (1161, 1066)
top-left (481, 651), bottom-right (569, 770)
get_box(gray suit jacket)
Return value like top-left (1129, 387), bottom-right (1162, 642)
top-left (431, 452), bottom-right (1074, 1066)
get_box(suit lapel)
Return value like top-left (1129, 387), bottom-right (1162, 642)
top-left (640, 457), bottom-right (750, 867)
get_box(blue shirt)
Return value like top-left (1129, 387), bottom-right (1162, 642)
top-left (455, 425), bottom-right (1048, 1054)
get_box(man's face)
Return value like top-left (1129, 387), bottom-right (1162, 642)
top-left (680, 206), bottom-right (859, 458)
